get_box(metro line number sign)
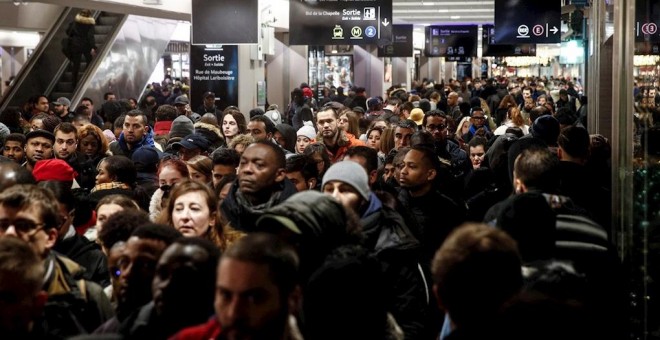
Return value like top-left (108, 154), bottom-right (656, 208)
top-left (493, 0), bottom-right (561, 44)
top-left (289, 0), bottom-right (393, 46)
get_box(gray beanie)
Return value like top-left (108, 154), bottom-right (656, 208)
top-left (321, 161), bottom-right (370, 201)
top-left (0, 123), bottom-right (9, 142)
top-left (169, 115), bottom-right (194, 139)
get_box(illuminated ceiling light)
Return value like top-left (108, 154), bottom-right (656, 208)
top-left (450, 16), bottom-right (461, 19)
top-left (438, 9), bottom-right (449, 13)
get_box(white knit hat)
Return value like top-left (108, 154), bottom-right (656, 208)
top-left (297, 125), bottom-right (316, 140)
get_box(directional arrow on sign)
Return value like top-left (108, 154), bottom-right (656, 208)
top-left (550, 26), bottom-right (559, 34)
top-left (382, 18), bottom-right (390, 26)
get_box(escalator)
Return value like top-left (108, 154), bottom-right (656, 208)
top-left (0, 7), bottom-right (178, 113)
top-left (0, 7), bottom-right (126, 112)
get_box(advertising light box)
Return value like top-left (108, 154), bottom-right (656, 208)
top-left (290, 0), bottom-right (393, 46)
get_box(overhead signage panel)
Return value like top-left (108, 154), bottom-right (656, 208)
top-left (482, 25), bottom-right (536, 57)
top-left (192, 0), bottom-right (258, 44)
top-left (378, 25), bottom-right (413, 57)
top-left (424, 25), bottom-right (478, 57)
top-left (636, 0), bottom-right (660, 43)
top-left (494, 0), bottom-right (561, 44)
top-left (289, 0), bottom-right (393, 46)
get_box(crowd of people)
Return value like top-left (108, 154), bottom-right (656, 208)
top-left (0, 74), bottom-right (637, 339)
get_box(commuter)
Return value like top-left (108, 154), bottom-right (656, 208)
top-left (186, 155), bottom-right (213, 183)
top-left (131, 146), bottom-right (160, 199)
top-left (94, 224), bottom-right (181, 334)
top-left (322, 161), bottom-right (432, 338)
top-left (220, 141), bottom-right (297, 232)
top-left (295, 124), bottom-right (316, 154)
top-left (228, 133), bottom-right (254, 155)
top-left (39, 180), bottom-right (109, 287)
top-left (285, 153), bottom-right (319, 192)
top-left (127, 237), bottom-right (220, 338)
top-left (194, 119), bottom-right (224, 150)
top-left (53, 97), bottom-right (74, 122)
top-left (494, 106), bottom-right (530, 136)
top-left (221, 109), bottom-right (247, 146)
top-left (149, 157), bottom-right (189, 220)
top-left (80, 97), bottom-right (105, 128)
top-left (99, 100), bottom-right (125, 131)
top-left (54, 122), bottom-right (97, 190)
top-left (343, 145), bottom-right (379, 187)
top-left (462, 106), bottom-right (493, 143)
top-left (274, 123), bottom-right (297, 154)
top-left (23, 129), bottom-right (55, 171)
top-left (0, 107), bottom-right (23, 133)
top-left (210, 147), bottom-right (239, 189)
top-left (247, 114), bottom-right (276, 142)
top-left (195, 91), bottom-right (223, 120)
top-left (109, 110), bottom-right (155, 158)
top-left (316, 104), bottom-right (365, 163)
top-left (78, 123), bottom-right (110, 168)
top-left (468, 136), bottom-right (488, 170)
top-left (171, 233), bottom-right (301, 340)
top-left (25, 94), bottom-right (50, 120)
top-left (172, 134), bottom-right (210, 161)
top-left (397, 146), bottom-right (464, 265)
top-left (556, 89), bottom-right (577, 113)
top-left (0, 185), bottom-right (113, 337)
top-left (2, 132), bottom-right (26, 163)
top-left (447, 92), bottom-right (462, 122)
top-left (432, 224), bottom-right (523, 339)
top-left (154, 104), bottom-right (178, 136)
top-left (158, 180), bottom-right (223, 247)
top-left (393, 119), bottom-right (417, 151)
top-left (89, 155), bottom-right (140, 208)
top-left (91, 194), bottom-right (141, 246)
top-left (338, 109), bottom-right (361, 138)
top-left (65, 9), bottom-right (96, 88)
top-left (0, 237), bottom-right (46, 339)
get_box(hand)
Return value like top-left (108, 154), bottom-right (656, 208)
top-left (90, 49), bottom-right (97, 57)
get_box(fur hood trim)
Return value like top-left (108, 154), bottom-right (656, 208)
top-left (194, 122), bottom-right (223, 138)
top-left (75, 14), bottom-right (96, 25)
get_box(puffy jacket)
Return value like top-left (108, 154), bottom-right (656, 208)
top-left (321, 130), bottom-right (366, 164)
top-left (109, 129), bottom-right (155, 158)
top-left (53, 233), bottom-right (109, 287)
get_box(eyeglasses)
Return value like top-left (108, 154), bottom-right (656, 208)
top-left (0, 219), bottom-right (46, 237)
top-left (472, 116), bottom-right (485, 121)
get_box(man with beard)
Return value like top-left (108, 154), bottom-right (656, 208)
top-left (54, 122), bottom-right (97, 190)
top-left (53, 97), bottom-right (74, 122)
top-left (316, 105), bottom-right (364, 163)
top-left (171, 233), bottom-right (301, 340)
top-left (109, 110), bottom-right (154, 158)
top-left (23, 130), bottom-right (54, 172)
top-left (2, 133), bottom-right (26, 164)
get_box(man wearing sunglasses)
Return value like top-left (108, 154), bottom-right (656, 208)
top-left (0, 184), bottom-right (113, 338)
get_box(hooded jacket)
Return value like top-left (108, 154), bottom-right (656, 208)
top-left (275, 123), bottom-right (297, 153)
top-left (220, 178), bottom-right (298, 233)
top-left (68, 13), bottom-right (96, 52)
top-left (194, 121), bottom-right (225, 151)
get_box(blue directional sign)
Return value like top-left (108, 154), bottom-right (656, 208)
top-left (494, 0), bottom-right (561, 44)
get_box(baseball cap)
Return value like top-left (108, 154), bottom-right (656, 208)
top-left (172, 134), bottom-right (210, 151)
top-left (203, 91), bottom-right (216, 99)
top-left (52, 97), bottom-right (71, 107)
top-left (174, 95), bottom-right (189, 105)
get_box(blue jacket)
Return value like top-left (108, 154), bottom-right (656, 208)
top-left (109, 128), bottom-right (155, 158)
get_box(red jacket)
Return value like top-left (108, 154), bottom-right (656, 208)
top-left (168, 318), bottom-right (221, 340)
top-left (325, 131), bottom-right (366, 164)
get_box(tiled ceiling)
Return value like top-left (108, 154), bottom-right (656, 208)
top-left (392, 0), bottom-right (495, 26)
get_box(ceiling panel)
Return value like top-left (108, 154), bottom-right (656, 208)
top-left (393, 0), bottom-right (495, 26)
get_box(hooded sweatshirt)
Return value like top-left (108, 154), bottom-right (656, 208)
top-left (275, 123), bottom-right (297, 153)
